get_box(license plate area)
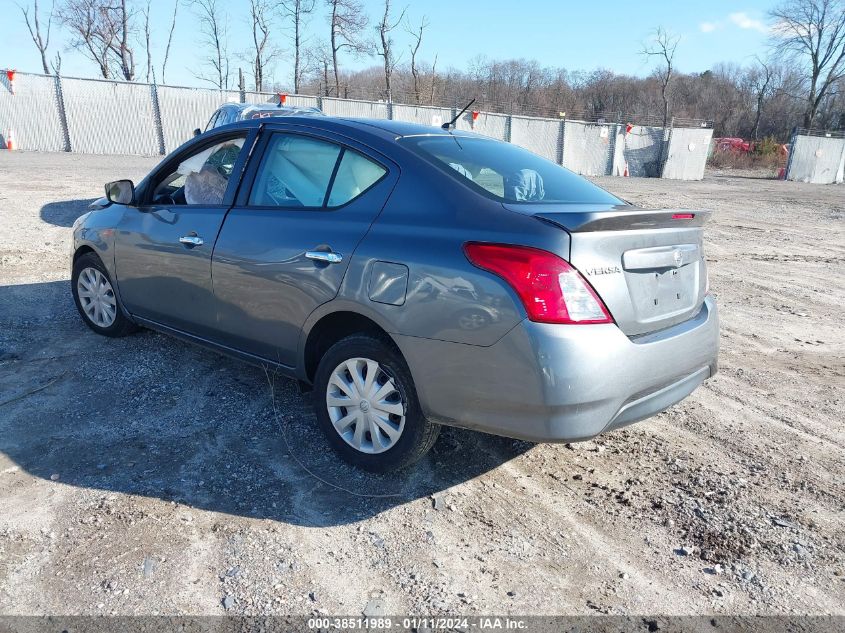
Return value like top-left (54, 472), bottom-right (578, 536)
top-left (625, 263), bottom-right (699, 322)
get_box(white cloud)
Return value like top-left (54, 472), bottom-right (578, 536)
top-left (728, 12), bottom-right (768, 33)
top-left (700, 21), bottom-right (720, 33)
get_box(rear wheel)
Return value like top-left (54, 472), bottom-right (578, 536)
top-left (313, 334), bottom-right (439, 472)
top-left (71, 252), bottom-right (136, 337)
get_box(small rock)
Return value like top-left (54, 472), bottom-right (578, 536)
top-left (309, 592), bottom-right (317, 602)
top-left (50, 473), bottom-right (60, 481)
top-left (507, 590), bottom-right (516, 597)
top-left (572, 474), bottom-right (583, 481)
top-left (742, 571), bottom-right (756, 582)
top-left (792, 543), bottom-right (808, 557)
top-left (619, 572), bottom-right (629, 580)
top-left (222, 595), bottom-right (234, 610)
top-left (771, 516), bottom-right (798, 529)
top-left (363, 598), bottom-right (387, 617)
top-left (675, 546), bottom-right (694, 556)
top-left (432, 495), bottom-right (443, 511)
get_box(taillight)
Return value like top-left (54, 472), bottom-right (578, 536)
top-left (672, 213), bottom-right (695, 220)
top-left (463, 242), bottom-right (613, 324)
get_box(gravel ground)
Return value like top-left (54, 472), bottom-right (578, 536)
top-left (0, 152), bottom-right (843, 616)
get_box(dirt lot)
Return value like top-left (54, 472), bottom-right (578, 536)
top-left (0, 152), bottom-right (842, 616)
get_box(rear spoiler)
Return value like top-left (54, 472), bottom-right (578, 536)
top-left (534, 208), bottom-right (712, 232)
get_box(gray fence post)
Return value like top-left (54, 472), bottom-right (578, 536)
top-left (150, 82), bottom-right (166, 155)
top-left (238, 68), bottom-right (246, 103)
top-left (53, 74), bottom-right (72, 153)
top-left (387, 101), bottom-right (393, 120)
top-left (784, 126), bottom-right (797, 180)
top-left (659, 117), bottom-right (674, 178)
top-left (557, 115), bottom-right (566, 166)
top-left (505, 114), bottom-right (512, 143)
top-left (607, 122), bottom-right (620, 175)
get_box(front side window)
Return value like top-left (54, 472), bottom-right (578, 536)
top-left (401, 136), bottom-right (622, 205)
top-left (151, 136), bottom-right (246, 206)
top-left (249, 134), bottom-right (386, 208)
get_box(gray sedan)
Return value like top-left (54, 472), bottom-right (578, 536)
top-left (71, 116), bottom-right (719, 471)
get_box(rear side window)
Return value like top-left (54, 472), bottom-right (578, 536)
top-left (401, 136), bottom-right (622, 205)
top-left (249, 135), bottom-right (341, 207)
top-left (249, 133), bottom-right (386, 208)
top-left (327, 150), bottom-right (387, 206)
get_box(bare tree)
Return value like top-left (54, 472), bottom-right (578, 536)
top-left (248, 0), bottom-right (280, 91)
top-left (747, 57), bottom-right (777, 139)
top-left (279, 0), bottom-right (316, 93)
top-left (428, 53), bottom-right (437, 104)
top-left (161, 0), bottom-right (178, 84)
top-left (51, 50), bottom-right (62, 74)
top-left (374, 0), bottom-right (405, 101)
top-left (142, 0), bottom-right (152, 82)
top-left (114, 0), bottom-right (134, 80)
top-left (192, 0), bottom-right (230, 89)
top-left (642, 27), bottom-right (679, 128)
top-left (406, 14), bottom-right (428, 103)
top-left (326, 0), bottom-right (368, 96)
top-left (58, 0), bottom-right (119, 78)
top-left (770, 0), bottom-right (845, 128)
top-left (18, 0), bottom-right (54, 75)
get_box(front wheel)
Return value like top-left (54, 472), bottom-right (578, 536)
top-left (313, 334), bottom-right (440, 472)
top-left (71, 252), bottom-right (137, 337)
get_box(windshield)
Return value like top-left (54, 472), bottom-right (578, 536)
top-left (401, 136), bottom-right (623, 205)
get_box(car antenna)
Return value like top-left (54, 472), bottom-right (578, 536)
top-left (442, 98), bottom-right (476, 130)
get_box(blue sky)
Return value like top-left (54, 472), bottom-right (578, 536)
top-left (2, 0), bottom-right (777, 88)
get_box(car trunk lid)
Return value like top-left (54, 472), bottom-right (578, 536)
top-left (505, 204), bottom-right (710, 336)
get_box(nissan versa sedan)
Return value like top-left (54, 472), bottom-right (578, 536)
top-left (71, 116), bottom-right (719, 471)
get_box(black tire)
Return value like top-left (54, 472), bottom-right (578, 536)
top-left (71, 252), bottom-right (137, 338)
top-left (313, 333), bottom-right (440, 472)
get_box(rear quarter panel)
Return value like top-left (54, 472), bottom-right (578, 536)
top-left (331, 156), bottom-right (572, 347)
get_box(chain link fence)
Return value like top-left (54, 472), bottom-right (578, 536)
top-left (1, 71), bottom-right (713, 180)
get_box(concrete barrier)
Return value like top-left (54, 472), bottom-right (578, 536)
top-left (786, 134), bottom-right (845, 184)
top-left (662, 127), bottom-right (713, 181)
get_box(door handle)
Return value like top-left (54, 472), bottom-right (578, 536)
top-left (179, 235), bottom-right (203, 247)
top-left (305, 251), bottom-right (343, 264)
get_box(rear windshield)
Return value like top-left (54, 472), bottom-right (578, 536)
top-left (401, 135), bottom-right (622, 205)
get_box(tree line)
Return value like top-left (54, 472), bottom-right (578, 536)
top-left (16, 0), bottom-right (845, 141)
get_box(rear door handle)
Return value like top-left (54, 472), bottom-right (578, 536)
top-left (179, 235), bottom-right (203, 247)
top-left (305, 251), bottom-right (343, 264)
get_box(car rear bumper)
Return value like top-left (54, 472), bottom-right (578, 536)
top-left (394, 295), bottom-right (719, 442)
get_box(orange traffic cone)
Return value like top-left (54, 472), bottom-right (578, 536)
top-left (5, 129), bottom-right (15, 151)
top-left (623, 161), bottom-right (629, 177)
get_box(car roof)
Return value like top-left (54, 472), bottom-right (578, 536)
top-left (209, 115), bottom-right (482, 142)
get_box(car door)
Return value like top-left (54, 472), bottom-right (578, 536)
top-left (211, 126), bottom-right (398, 367)
top-left (114, 129), bottom-right (255, 337)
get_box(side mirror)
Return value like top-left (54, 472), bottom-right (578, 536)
top-left (193, 128), bottom-right (202, 137)
top-left (105, 179), bottom-right (135, 205)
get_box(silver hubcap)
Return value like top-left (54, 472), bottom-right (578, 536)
top-left (77, 267), bottom-right (117, 328)
top-left (326, 357), bottom-right (406, 454)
